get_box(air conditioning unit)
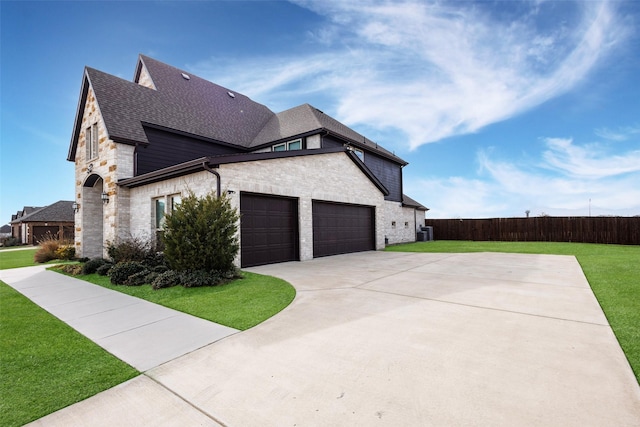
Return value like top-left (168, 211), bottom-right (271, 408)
top-left (419, 226), bottom-right (434, 241)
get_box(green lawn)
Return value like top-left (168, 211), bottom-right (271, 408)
top-left (0, 282), bottom-right (139, 427)
top-left (0, 248), bottom-right (38, 270)
top-left (386, 240), bottom-right (640, 383)
top-left (60, 271), bottom-right (296, 331)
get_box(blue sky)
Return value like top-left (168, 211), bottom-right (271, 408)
top-left (1, 0), bottom-right (639, 223)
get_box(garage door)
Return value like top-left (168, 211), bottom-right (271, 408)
top-left (32, 226), bottom-right (60, 244)
top-left (240, 193), bottom-right (299, 268)
top-left (313, 201), bottom-right (375, 258)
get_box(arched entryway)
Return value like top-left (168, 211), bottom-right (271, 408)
top-left (82, 174), bottom-right (105, 258)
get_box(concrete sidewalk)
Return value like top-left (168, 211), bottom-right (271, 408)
top-left (0, 265), bottom-right (238, 371)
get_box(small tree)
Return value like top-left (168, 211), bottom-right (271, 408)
top-left (162, 191), bottom-right (239, 273)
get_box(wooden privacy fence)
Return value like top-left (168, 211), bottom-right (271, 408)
top-left (424, 217), bottom-right (640, 245)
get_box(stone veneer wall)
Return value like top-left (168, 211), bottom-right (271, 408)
top-left (136, 63), bottom-right (156, 90)
top-left (384, 201), bottom-right (422, 245)
top-left (129, 152), bottom-right (386, 266)
top-left (74, 85), bottom-right (135, 258)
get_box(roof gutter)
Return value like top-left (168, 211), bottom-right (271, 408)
top-left (202, 161), bottom-right (221, 198)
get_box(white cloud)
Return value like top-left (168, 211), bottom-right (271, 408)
top-left (410, 137), bottom-right (640, 218)
top-left (594, 125), bottom-right (640, 141)
top-left (192, 0), bottom-right (627, 149)
top-left (540, 137), bottom-right (640, 178)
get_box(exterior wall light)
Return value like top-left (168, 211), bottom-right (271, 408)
top-left (101, 191), bottom-right (109, 204)
top-left (72, 202), bottom-right (80, 213)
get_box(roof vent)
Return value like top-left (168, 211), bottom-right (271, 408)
top-left (227, 91), bottom-right (236, 98)
top-left (181, 73), bottom-right (190, 80)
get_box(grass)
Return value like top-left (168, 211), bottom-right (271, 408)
top-left (0, 248), bottom-right (75, 270)
top-left (386, 240), bottom-right (640, 383)
top-left (0, 281), bottom-right (139, 427)
top-left (0, 248), bottom-right (38, 270)
top-left (54, 270), bottom-right (296, 331)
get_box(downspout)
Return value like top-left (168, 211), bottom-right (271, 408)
top-left (202, 161), bottom-right (221, 198)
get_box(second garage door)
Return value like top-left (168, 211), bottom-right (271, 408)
top-left (240, 193), bottom-right (299, 268)
top-left (313, 201), bottom-right (375, 258)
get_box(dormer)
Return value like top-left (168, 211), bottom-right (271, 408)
top-left (134, 56), bottom-right (156, 90)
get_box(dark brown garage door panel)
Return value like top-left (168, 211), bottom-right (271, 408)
top-left (313, 201), bottom-right (375, 258)
top-left (240, 193), bottom-right (299, 267)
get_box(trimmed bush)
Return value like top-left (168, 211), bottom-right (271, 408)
top-left (143, 252), bottom-right (167, 269)
top-left (1, 237), bottom-right (21, 247)
top-left (152, 270), bottom-right (181, 290)
top-left (82, 258), bottom-right (107, 275)
top-left (109, 261), bottom-right (147, 285)
top-left (163, 191), bottom-right (239, 273)
top-left (96, 263), bottom-right (113, 276)
top-left (55, 245), bottom-right (76, 260)
top-left (57, 264), bottom-right (83, 276)
top-left (180, 270), bottom-right (220, 288)
top-left (123, 269), bottom-right (151, 286)
top-left (144, 271), bottom-right (160, 284)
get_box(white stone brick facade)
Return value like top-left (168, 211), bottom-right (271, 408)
top-left (73, 89), bottom-right (423, 261)
top-left (73, 86), bottom-right (135, 258)
top-left (129, 153), bottom-right (387, 266)
top-left (384, 201), bottom-right (424, 245)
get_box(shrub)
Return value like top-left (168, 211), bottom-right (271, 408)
top-left (151, 270), bottom-right (181, 290)
top-left (1, 237), bottom-right (21, 247)
top-left (123, 269), bottom-right (151, 286)
top-left (163, 191), bottom-right (239, 273)
top-left (96, 263), bottom-right (113, 276)
top-left (82, 258), bottom-right (107, 275)
top-left (56, 264), bottom-right (83, 276)
top-left (144, 271), bottom-right (160, 284)
top-left (109, 261), bottom-right (147, 285)
top-left (34, 235), bottom-right (62, 263)
top-left (55, 245), bottom-right (76, 260)
top-left (151, 264), bottom-right (169, 274)
top-left (143, 251), bottom-right (167, 269)
top-left (107, 237), bottom-right (153, 264)
top-left (180, 269), bottom-right (220, 288)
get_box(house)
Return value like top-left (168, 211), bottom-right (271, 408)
top-left (9, 201), bottom-right (75, 245)
top-left (0, 224), bottom-right (11, 239)
top-left (68, 55), bottom-right (428, 267)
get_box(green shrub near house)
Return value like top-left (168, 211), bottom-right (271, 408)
top-left (163, 191), bottom-right (239, 274)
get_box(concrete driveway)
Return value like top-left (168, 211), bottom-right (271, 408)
top-left (30, 251), bottom-right (640, 426)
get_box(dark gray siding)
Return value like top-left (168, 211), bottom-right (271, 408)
top-left (137, 126), bottom-right (243, 175)
top-left (321, 135), bottom-right (344, 149)
top-left (364, 152), bottom-right (402, 202)
top-left (322, 134), bottom-right (402, 201)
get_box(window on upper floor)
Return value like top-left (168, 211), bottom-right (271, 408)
top-left (272, 138), bottom-right (302, 152)
top-left (86, 123), bottom-right (98, 160)
top-left (353, 147), bottom-right (364, 161)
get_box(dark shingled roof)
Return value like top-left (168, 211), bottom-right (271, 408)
top-left (10, 201), bottom-right (75, 224)
top-left (402, 194), bottom-right (429, 211)
top-left (69, 55), bottom-right (407, 165)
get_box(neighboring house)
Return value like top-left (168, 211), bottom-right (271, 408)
top-left (0, 224), bottom-right (11, 239)
top-left (68, 55), bottom-right (428, 266)
top-left (9, 201), bottom-right (75, 245)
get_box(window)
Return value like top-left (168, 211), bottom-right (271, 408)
top-left (155, 198), bottom-right (166, 229)
top-left (86, 123), bottom-right (98, 160)
top-left (170, 194), bottom-right (181, 212)
top-left (272, 138), bottom-right (302, 152)
top-left (353, 148), bottom-right (364, 161)
top-left (154, 197), bottom-right (166, 250)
